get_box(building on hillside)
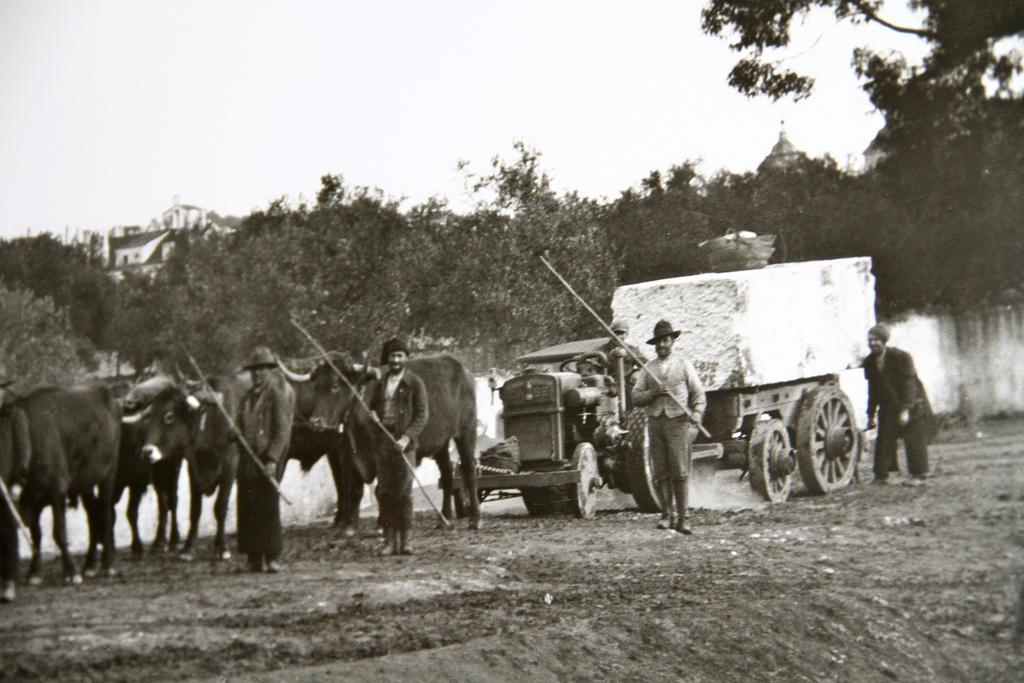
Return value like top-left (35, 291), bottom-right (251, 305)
top-left (757, 124), bottom-right (808, 173)
top-left (107, 196), bottom-right (227, 279)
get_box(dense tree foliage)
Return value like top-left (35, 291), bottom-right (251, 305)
top-left (0, 283), bottom-right (88, 386)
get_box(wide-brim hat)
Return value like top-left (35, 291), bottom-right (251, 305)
top-left (380, 336), bottom-right (410, 365)
top-left (242, 345), bottom-right (278, 370)
top-left (646, 319), bottom-right (682, 345)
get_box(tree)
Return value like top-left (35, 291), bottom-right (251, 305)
top-left (0, 284), bottom-right (88, 387)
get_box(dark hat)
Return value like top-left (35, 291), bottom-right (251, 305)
top-left (380, 336), bottom-right (410, 365)
top-left (868, 323), bottom-right (891, 343)
top-left (646, 319), bottom-right (682, 345)
top-left (242, 345), bottom-right (278, 370)
top-left (0, 379), bottom-right (13, 389)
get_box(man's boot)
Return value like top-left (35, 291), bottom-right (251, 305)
top-left (398, 529), bottom-right (414, 556)
top-left (656, 481), bottom-right (675, 530)
top-left (672, 477), bottom-right (692, 535)
top-left (247, 553), bottom-right (263, 573)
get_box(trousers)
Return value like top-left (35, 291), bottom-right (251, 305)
top-left (874, 411), bottom-right (930, 478)
top-left (648, 414), bottom-right (694, 485)
top-left (375, 427), bottom-right (416, 531)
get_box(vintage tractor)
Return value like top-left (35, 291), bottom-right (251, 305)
top-left (455, 257), bottom-right (874, 516)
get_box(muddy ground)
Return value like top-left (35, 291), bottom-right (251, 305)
top-left (1, 419), bottom-right (1022, 682)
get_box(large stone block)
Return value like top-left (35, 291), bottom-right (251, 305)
top-left (611, 257), bottom-right (876, 390)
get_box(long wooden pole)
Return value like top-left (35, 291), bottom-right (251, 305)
top-left (537, 252), bottom-right (711, 438)
top-left (0, 475), bottom-right (34, 553)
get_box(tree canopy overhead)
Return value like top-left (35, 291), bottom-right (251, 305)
top-left (701, 1), bottom-right (1023, 117)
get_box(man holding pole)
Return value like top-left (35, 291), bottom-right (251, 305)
top-left (0, 373), bottom-right (31, 602)
top-left (631, 320), bottom-right (706, 535)
top-left (236, 346), bottom-right (294, 573)
top-left (369, 337), bottom-right (428, 556)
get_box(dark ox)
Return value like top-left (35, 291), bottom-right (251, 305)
top-left (134, 374), bottom-right (247, 560)
top-left (287, 353), bottom-right (481, 529)
top-left (9, 385), bottom-right (120, 585)
top-left (88, 376), bottom-right (187, 561)
top-left (278, 358), bottom-right (364, 531)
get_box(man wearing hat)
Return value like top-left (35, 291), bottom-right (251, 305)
top-left (631, 320), bottom-right (706, 534)
top-left (0, 373), bottom-right (30, 602)
top-left (602, 318), bottom-right (644, 393)
top-left (368, 336), bottom-right (428, 556)
top-left (864, 324), bottom-right (933, 485)
top-left (236, 346), bottom-right (294, 573)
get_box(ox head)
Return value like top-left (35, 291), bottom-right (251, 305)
top-left (122, 376), bottom-right (226, 465)
top-left (278, 353), bottom-right (369, 431)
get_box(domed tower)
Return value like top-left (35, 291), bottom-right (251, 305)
top-left (757, 123), bottom-right (807, 173)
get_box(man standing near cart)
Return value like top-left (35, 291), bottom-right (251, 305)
top-left (369, 336), bottom-right (429, 556)
top-left (631, 320), bottom-right (706, 534)
top-left (864, 324), bottom-right (934, 485)
top-left (0, 373), bottom-right (30, 603)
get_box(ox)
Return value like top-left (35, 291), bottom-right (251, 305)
top-left (288, 353), bottom-right (481, 530)
top-left (11, 385), bottom-right (120, 585)
top-left (135, 374), bottom-right (246, 560)
top-left (83, 376), bottom-right (186, 566)
top-left (278, 359), bottom-right (364, 532)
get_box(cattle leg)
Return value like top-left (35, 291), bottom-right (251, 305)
top-left (212, 481), bottom-right (232, 560)
top-left (22, 501), bottom-right (43, 586)
top-left (434, 447), bottom-right (455, 528)
top-left (179, 477), bottom-right (203, 561)
top-left (167, 474), bottom-right (180, 551)
top-left (50, 499), bottom-right (81, 585)
top-left (97, 478), bottom-right (117, 577)
top-left (335, 450), bottom-right (364, 536)
top-left (80, 490), bottom-right (100, 577)
top-left (127, 485), bottom-right (144, 560)
top-left (455, 431), bottom-right (481, 530)
top-left (152, 487), bottom-right (170, 554)
top-left (326, 448), bottom-right (348, 528)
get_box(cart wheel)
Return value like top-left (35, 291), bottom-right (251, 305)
top-left (795, 385), bottom-right (861, 495)
top-left (571, 442), bottom-right (600, 519)
top-left (748, 418), bottom-right (794, 502)
top-left (623, 408), bottom-right (663, 513)
top-left (521, 487), bottom-right (571, 516)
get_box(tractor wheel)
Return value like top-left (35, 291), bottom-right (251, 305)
top-left (571, 442), bottom-right (600, 520)
top-left (748, 418), bottom-right (794, 503)
top-left (795, 385), bottom-right (861, 495)
top-left (624, 408), bottom-right (662, 513)
top-left (521, 486), bottom-right (571, 516)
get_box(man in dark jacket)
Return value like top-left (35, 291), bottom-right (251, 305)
top-left (369, 337), bottom-right (428, 556)
top-left (236, 346), bottom-right (294, 573)
top-left (864, 324), bottom-right (934, 485)
top-left (0, 374), bottom-right (31, 602)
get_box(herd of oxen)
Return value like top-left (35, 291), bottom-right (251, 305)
top-left (0, 352), bottom-right (481, 603)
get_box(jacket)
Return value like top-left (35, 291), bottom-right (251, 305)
top-left (631, 354), bottom-right (706, 421)
top-left (238, 375), bottom-right (294, 465)
top-left (369, 368), bottom-right (429, 442)
top-left (864, 346), bottom-right (932, 420)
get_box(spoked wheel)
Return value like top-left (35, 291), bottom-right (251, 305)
top-left (521, 486), bottom-right (571, 516)
top-left (623, 408), bottom-right (662, 513)
top-left (795, 385), bottom-right (861, 494)
top-left (571, 442), bottom-right (601, 519)
top-left (748, 418), bottom-right (795, 502)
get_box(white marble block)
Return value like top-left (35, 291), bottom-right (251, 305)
top-left (611, 257), bottom-right (876, 390)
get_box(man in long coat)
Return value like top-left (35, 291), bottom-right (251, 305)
top-left (0, 374), bottom-right (30, 602)
top-left (864, 324), bottom-right (934, 485)
top-left (236, 346), bottom-right (294, 572)
top-left (369, 336), bottom-right (428, 556)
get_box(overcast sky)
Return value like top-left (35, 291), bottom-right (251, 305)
top-left (0, 1), bottom-right (931, 239)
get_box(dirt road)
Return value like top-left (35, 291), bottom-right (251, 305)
top-left (1, 420), bottom-right (1022, 682)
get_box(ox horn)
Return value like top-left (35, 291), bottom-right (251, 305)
top-left (276, 359), bottom-right (311, 383)
top-left (122, 404), bottom-right (153, 425)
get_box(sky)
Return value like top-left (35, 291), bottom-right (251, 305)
top-left (0, 1), bottom-right (932, 239)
